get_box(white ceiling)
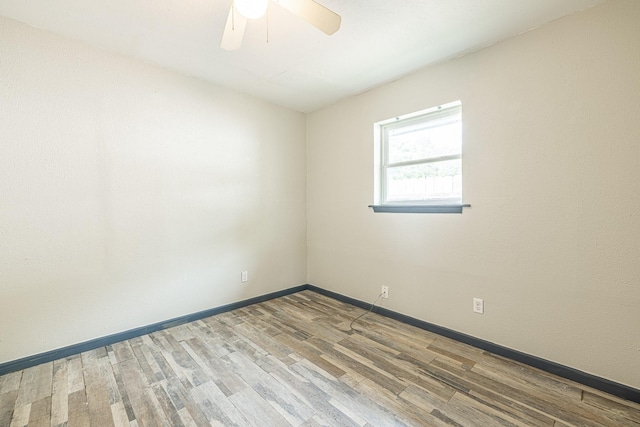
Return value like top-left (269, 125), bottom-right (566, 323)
top-left (0, 0), bottom-right (607, 112)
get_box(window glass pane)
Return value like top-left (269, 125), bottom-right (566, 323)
top-left (386, 159), bottom-right (461, 202)
top-left (387, 114), bottom-right (461, 164)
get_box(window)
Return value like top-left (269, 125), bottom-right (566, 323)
top-left (372, 101), bottom-right (467, 213)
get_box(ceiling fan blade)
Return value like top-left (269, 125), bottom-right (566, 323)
top-left (220, 6), bottom-right (248, 51)
top-left (273, 0), bottom-right (341, 35)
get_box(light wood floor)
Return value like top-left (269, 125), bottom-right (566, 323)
top-left (1, 290), bottom-right (639, 426)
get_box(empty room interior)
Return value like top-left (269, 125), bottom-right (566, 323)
top-left (1, 0), bottom-right (639, 425)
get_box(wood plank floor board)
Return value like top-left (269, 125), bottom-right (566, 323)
top-left (224, 350), bottom-right (316, 425)
top-left (429, 337), bottom-right (485, 360)
top-left (338, 337), bottom-right (436, 389)
top-left (2, 290), bottom-right (639, 426)
top-left (14, 362), bottom-right (52, 407)
top-left (340, 330), bottom-right (402, 360)
top-left (111, 341), bottom-right (135, 363)
top-left (130, 337), bottom-right (161, 386)
top-left (428, 357), bottom-right (622, 427)
top-left (308, 337), bottom-right (408, 396)
top-left (66, 354), bottom-right (85, 395)
top-left (298, 414), bottom-right (326, 426)
top-left (0, 390), bottom-right (18, 427)
top-left (152, 382), bottom-right (185, 427)
top-left (466, 383), bottom-right (557, 426)
top-left (272, 331), bottom-right (348, 380)
top-left (430, 407), bottom-right (467, 427)
top-left (83, 353), bottom-right (116, 427)
top-left (67, 388), bottom-right (90, 427)
top-left (153, 349), bottom-right (199, 391)
top-left (169, 324), bottom-right (195, 343)
top-left (101, 358), bottom-right (123, 407)
top-left (50, 358), bottom-right (68, 426)
top-left (227, 385), bottom-right (292, 427)
top-left (356, 378), bottom-right (454, 427)
top-left (118, 357), bottom-right (168, 427)
top-left (399, 366), bottom-right (459, 403)
top-left (168, 346), bottom-right (208, 389)
top-left (162, 377), bottom-right (210, 427)
top-left (233, 321), bottom-right (298, 366)
top-left (288, 359), bottom-right (403, 427)
top-left (142, 336), bottom-right (178, 384)
top-left (109, 358), bottom-right (137, 422)
top-left (265, 315), bottom-right (314, 341)
top-left (189, 380), bottom-right (249, 426)
top-left (437, 392), bottom-right (519, 427)
top-left (572, 392), bottom-right (640, 427)
top-left (8, 402), bottom-right (30, 427)
top-left (471, 352), bottom-right (584, 402)
top-left (180, 339), bottom-right (247, 398)
top-left (147, 332), bottom-right (177, 355)
top-left (110, 399), bottom-right (131, 427)
top-left (222, 331), bottom-right (270, 365)
top-left (257, 309), bottom-right (314, 342)
top-left (144, 381), bottom-right (175, 427)
top-left (256, 354), bottom-right (367, 427)
top-left (157, 379), bottom-right (186, 413)
top-left (175, 406), bottom-right (198, 427)
top-left (137, 335), bottom-right (166, 382)
top-left (0, 372), bottom-right (22, 395)
top-left (399, 383), bottom-right (452, 414)
top-left (427, 344), bottom-right (477, 369)
top-left (187, 320), bottom-right (236, 358)
top-left (583, 390), bottom-right (640, 424)
top-left (26, 396), bottom-right (51, 427)
top-left (332, 341), bottom-right (409, 390)
top-left (354, 313), bottom-right (438, 347)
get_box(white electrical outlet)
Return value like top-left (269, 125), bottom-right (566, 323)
top-left (381, 286), bottom-right (389, 299)
top-left (241, 271), bottom-right (248, 282)
top-left (473, 298), bottom-right (484, 314)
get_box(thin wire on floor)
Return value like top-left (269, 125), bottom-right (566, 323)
top-left (349, 292), bottom-right (384, 332)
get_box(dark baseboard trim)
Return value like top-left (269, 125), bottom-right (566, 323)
top-left (306, 284), bottom-right (640, 404)
top-left (2, 283), bottom-right (638, 404)
top-left (0, 285), bottom-right (307, 377)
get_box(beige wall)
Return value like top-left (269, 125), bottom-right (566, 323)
top-left (307, 0), bottom-right (640, 389)
top-left (0, 17), bottom-right (307, 364)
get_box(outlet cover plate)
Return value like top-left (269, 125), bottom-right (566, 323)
top-left (473, 298), bottom-right (484, 314)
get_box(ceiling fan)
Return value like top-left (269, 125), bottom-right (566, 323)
top-left (220, 0), bottom-right (341, 51)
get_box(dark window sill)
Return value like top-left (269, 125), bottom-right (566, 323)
top-left (368, 204), bottom-right (471, 214)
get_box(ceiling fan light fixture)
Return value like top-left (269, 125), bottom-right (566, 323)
top-left (234, 0), bottom-right (269, 19)
top-left (221, 0), bottom-right (341, 51)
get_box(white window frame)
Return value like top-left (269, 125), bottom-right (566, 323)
top-left (374, 101), bottom-right (463, 208)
